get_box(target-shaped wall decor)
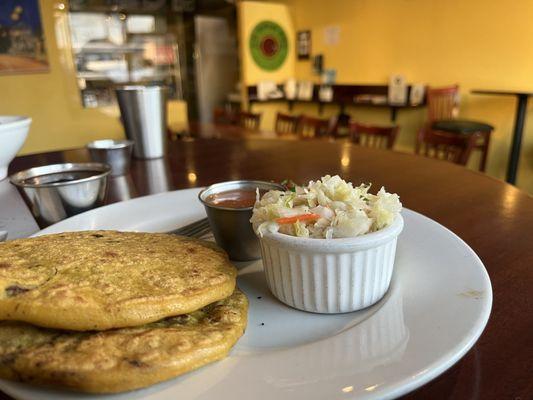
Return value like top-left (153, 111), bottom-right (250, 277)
top-left (249, 21), bottom-right (288, 71)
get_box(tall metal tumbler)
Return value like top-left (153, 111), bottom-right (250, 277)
top-left (115, 86), bottom-right (167, 159)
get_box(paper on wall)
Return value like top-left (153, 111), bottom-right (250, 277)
top-left (324, 26), bottom-right (340, 46)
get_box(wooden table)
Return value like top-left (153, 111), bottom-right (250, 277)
top-left (5, 137), bottom-right (533, 399)
top-left (471, 89), bottom-right (533, 184)
top-left (188, 121), bottom-right (309, 141)
top-left (189, 121), bottom-right (286, 140)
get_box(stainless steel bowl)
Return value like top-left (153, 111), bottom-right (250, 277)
top-left (199, 180), bottom-right (284, 261)
top-left (9, 163), bottom-right (111, 228)
top-left (86, 139), bottom-right (133, 176)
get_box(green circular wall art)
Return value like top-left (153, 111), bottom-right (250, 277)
top-left (249, 21), bottom-right (288, 71)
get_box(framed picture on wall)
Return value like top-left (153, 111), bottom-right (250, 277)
top-left (0, 0), bottom-right (49, 74)
top-left (249, 21), bottom-right (288, 71)
top-left (297, 30), bottom-right (311, 60)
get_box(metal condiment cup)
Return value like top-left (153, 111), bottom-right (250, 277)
top-left (9, 163), bottom-right (111, 228)
top-left (199, 180), bottom-right (284, 261)
top-left (86, 139), bottom-right (133, 176)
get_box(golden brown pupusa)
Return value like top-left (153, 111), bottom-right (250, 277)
top-left (0, 289), bottom-right (248, 393)
top-left (0, 231), bottom-right (237, 331)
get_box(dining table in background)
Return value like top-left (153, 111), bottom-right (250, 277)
top-left (2, 136), bottom-right (532, 400)
top-left (471, 89), bottom-right (533, 184)
top-left (186, 121), bottom-right (300, 141)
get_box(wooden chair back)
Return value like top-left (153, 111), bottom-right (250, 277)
top-left (213, 107), bottom-right (237, 124)
top-left (297, 116), bottom-right (330, 139)
top-left (427, 85), bottom-right (460, 122)
top-left (350, 122), bottom-right (399, 149)
top-left (275, 112), bottom-right (300, 136)
top-left (328, 113), bottom-right (352, 138)
top-left (416, 128), bottom-right (479, 165)
top-left (238, 111), bottom-right (261, 130)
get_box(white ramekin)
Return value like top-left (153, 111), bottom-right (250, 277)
top-left (257, 215), bottom-right (404, 313)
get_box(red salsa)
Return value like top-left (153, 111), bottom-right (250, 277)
top-left (205, 189), bottom-right (266, 209)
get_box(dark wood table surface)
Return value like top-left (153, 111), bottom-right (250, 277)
top-left (5, 137), bottom-right (533, 400)
top-left (188, 121), bottom-right (299, 140)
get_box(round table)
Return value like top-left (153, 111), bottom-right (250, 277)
top-left (5, 137), bottom-right (533, 400)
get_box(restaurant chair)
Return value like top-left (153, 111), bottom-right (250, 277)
top-left (238, 111), bottom-right (261, 130)
top-left (328, 112), bottom-right (352, 138)
top-left (426, 85), bottom-right (493, 172)
top-left (213, 107), bottom-right (237, 125)
top-left (275, 112), bottom-right (300, 136)
top-left (297, 115), bottom-right (330, 139)
top-left (416, 128), bottom-right (479, 166)
top-left (350, 122), bottom-right (399, 149)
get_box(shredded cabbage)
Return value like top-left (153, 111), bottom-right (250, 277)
top-left (250, 175), bottom-right (402, 238)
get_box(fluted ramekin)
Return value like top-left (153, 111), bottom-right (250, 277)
top-left (257, 215), bottom-right (404, 313)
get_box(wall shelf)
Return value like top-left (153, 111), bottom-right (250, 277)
top-left (247, 84), bottom-right (426, 122)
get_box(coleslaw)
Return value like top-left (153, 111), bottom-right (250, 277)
top-left (250, 175), bottom-right (402, 238)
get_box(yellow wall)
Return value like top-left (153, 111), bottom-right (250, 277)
top-left (0, 1), bottom-right (187, 155)
top-left (242, 0), bottom-right (533, 193)
top-left (238, 1), bottom-right (295, 131)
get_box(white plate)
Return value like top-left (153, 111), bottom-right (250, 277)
top-left (0, 188), bottom-right (492, 400)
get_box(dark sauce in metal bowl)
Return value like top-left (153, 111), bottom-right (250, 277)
top-left (20, 171), bottom-right (100, 186)
top-left (205, 189), bottom-right (267, 209)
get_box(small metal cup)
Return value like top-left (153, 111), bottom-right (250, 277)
top-left (199, 180), bottom-right (284, 261)
top-left (9, 163), bottom-right (111, 228)
top-left (86, 139), bottom-right (133, 176)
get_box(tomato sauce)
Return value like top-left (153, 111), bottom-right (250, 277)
top-left (205, 189), bottom-right (265, 208)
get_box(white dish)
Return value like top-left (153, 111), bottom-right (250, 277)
top-left (258, 215), bottom-right (404, 313)
top-left (0, 116), bottom-right (31, 181)
top-left (1, 188), bottom-right (492, 400)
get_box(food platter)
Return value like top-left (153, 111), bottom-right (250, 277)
top-left (0, 188), bottom-right (492, 400)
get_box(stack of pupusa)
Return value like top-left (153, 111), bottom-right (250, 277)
top-left (0, 231), bottom-right (247, 393)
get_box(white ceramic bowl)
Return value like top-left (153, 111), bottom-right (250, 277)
top-left (257, 215), bottom-right (404, 313)
top-left (0, 116), bottom-right (32, 180)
